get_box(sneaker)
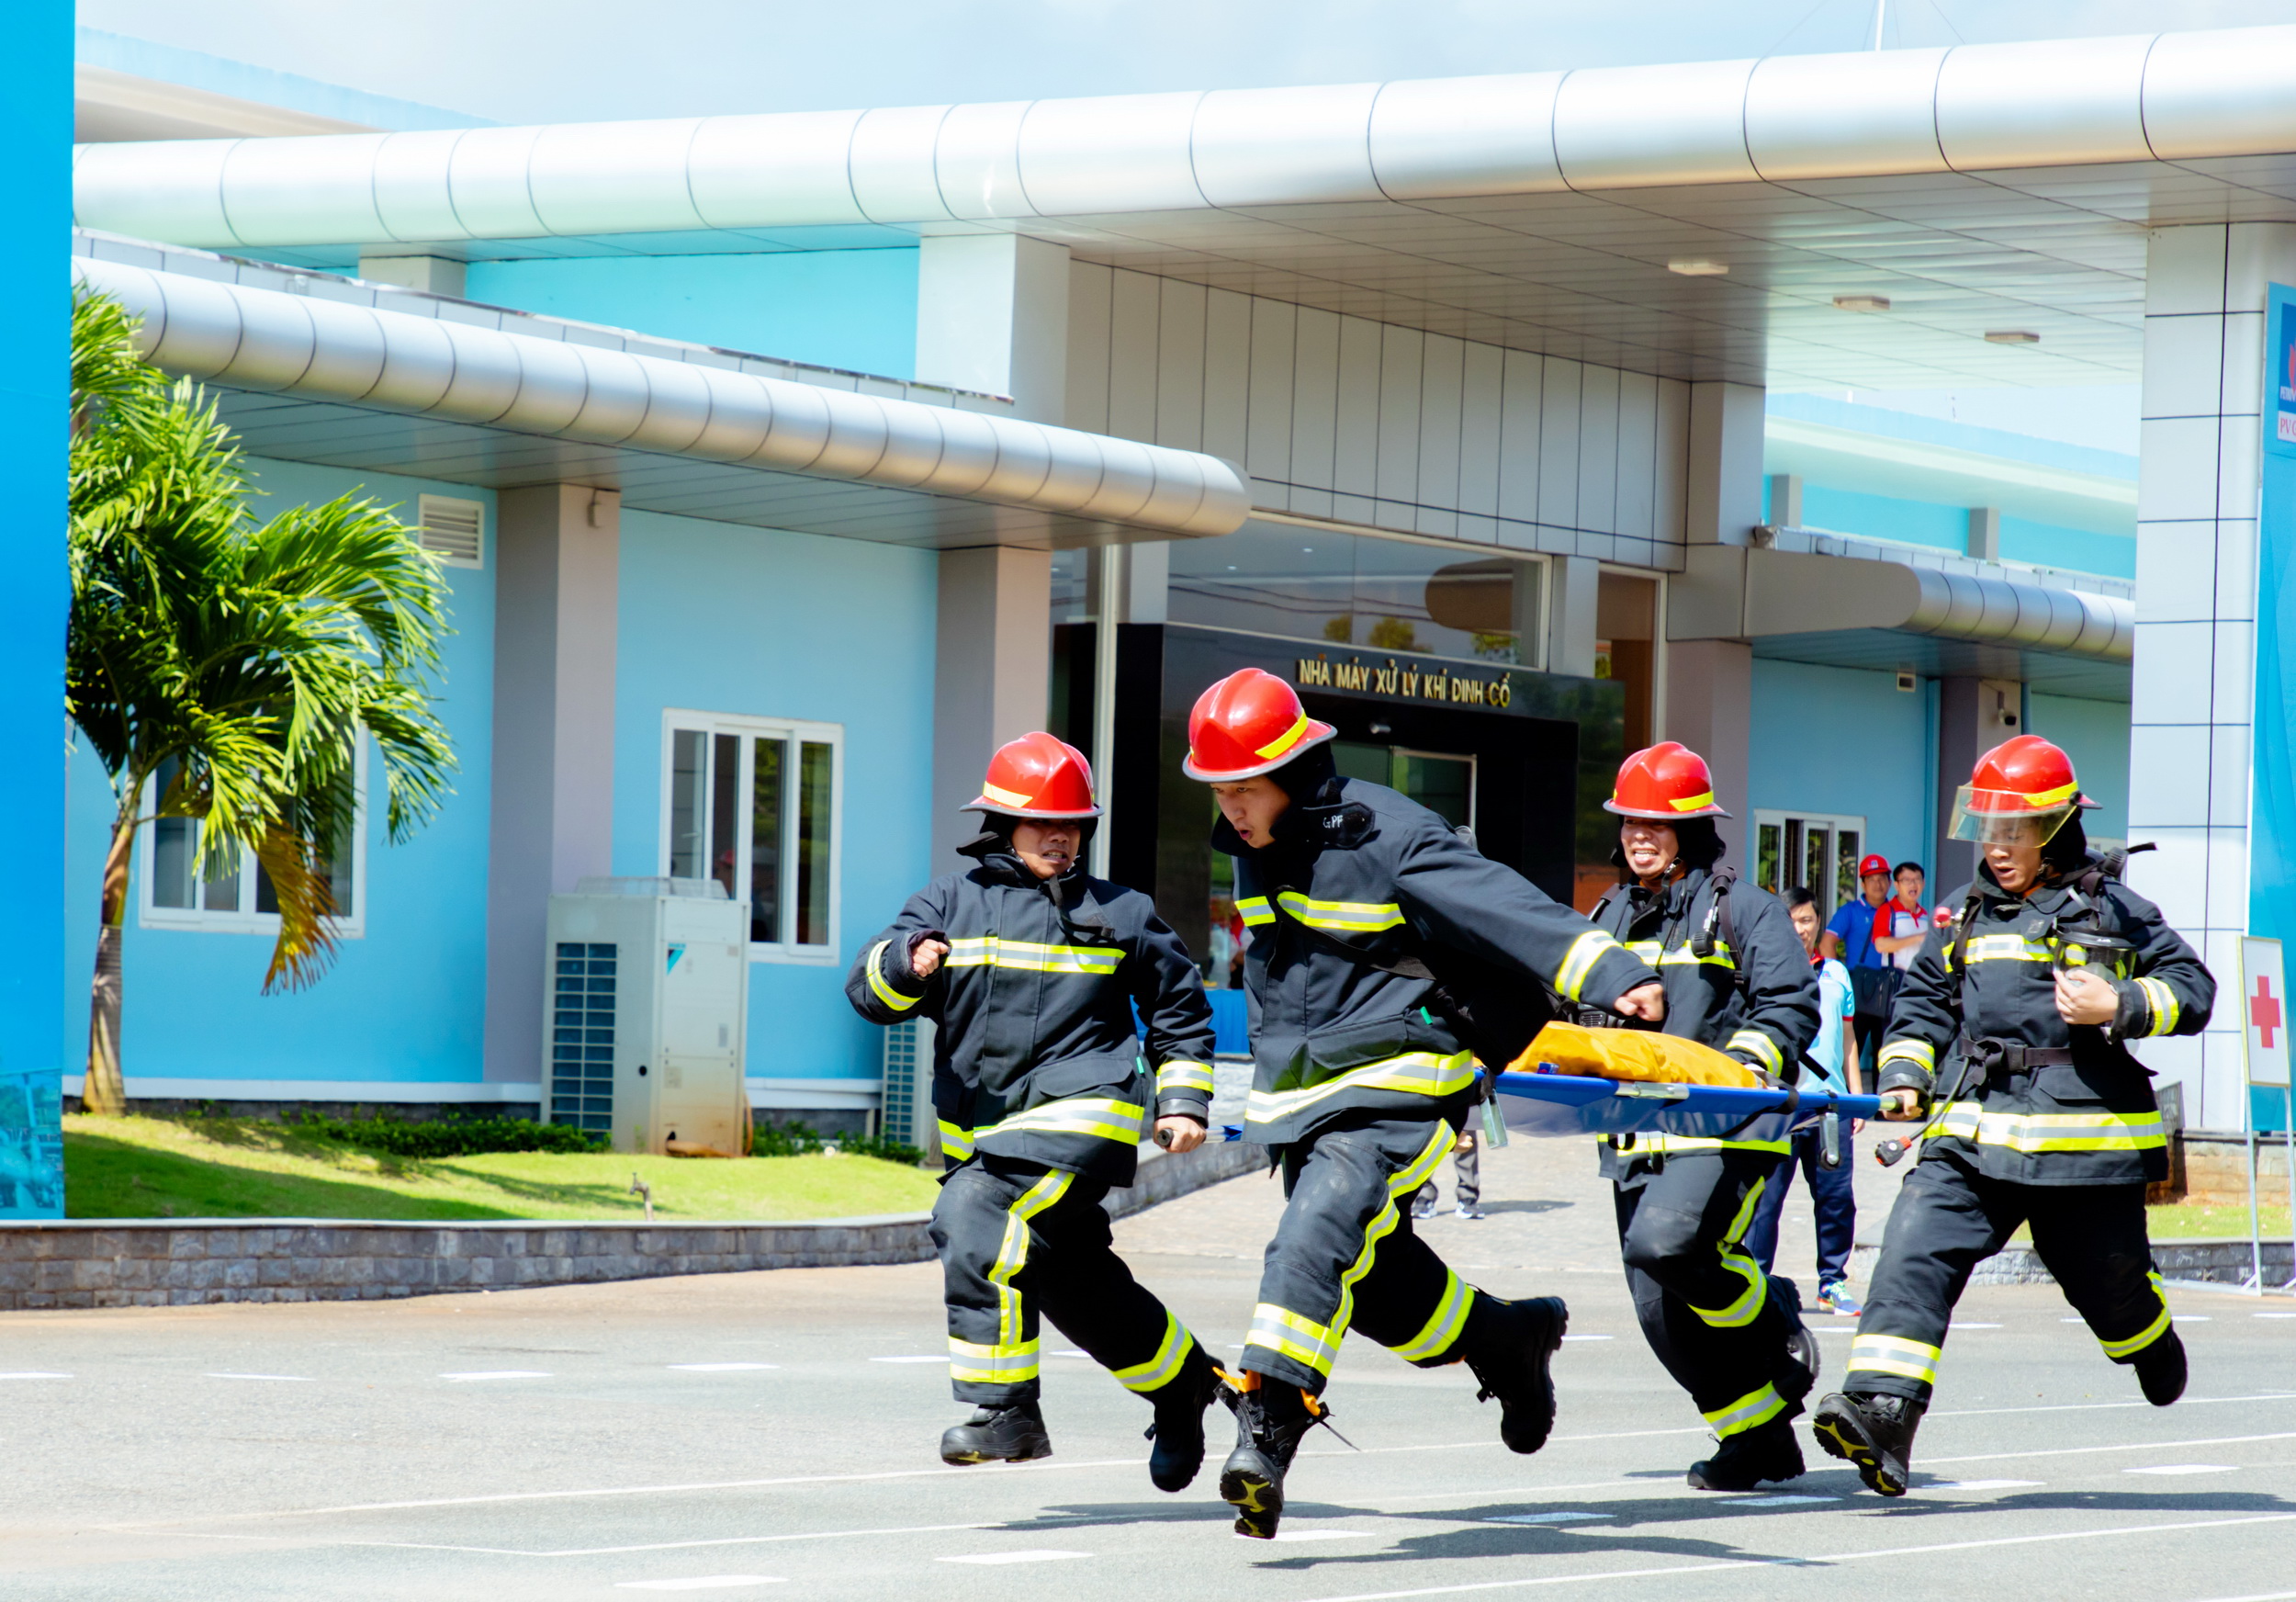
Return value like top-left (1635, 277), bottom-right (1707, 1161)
top-left (1411, 1195), bottom-right (1437, 1220)
top-left (1816, 1280), bottom-right (1863, 1316)
top-left (940, 1400), bottom-right (1052, 1466)
top-left (1686, 1416), bottom-right (1805, 1491)
top-left (1455, 1204), bottom-right (1488, 1221)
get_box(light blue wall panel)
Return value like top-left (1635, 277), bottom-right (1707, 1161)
top-left (1749, 659), bottom-right (1933, 874)
top-left (611, 510), bottom-right (937, 1085)
top-left (2028, 692), bottom-right (2131, 844)
top-left (67, 460), bottom-right (497, 1086)
top-left (2001, 513), bottom-right (2135, 577)
top-left (1794, 484), bottom-right (1965, 553)
top-left (464, 251), bottom-right (920, 378)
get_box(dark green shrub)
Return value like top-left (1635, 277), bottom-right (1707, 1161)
top-left (283, 1110), bottom-right (605, 1157)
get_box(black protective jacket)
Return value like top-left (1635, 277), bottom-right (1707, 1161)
top-left (1874, 854), bottom-right (2212, 1186)
top-left (845, 846), bottom-right (1215, 1185)
top-left (1223, 776), bottom-right (1657, 1146)
top-left (1584, 866), bottom-right (1820, 1168)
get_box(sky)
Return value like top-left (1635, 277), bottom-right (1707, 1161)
top-left (75, 0), bottom-right (2296, 125)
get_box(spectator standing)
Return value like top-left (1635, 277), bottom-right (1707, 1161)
top-left (1746, 887), bottom-right (1863, 1314)
top-left (1824, 853), bottom-right (1900, 1067)
top-left (1879, 863), bottom-right (1929, 973)
top-left (1412, 1129), bottom-right (1484, 1220)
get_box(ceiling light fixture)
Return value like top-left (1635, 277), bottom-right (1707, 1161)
top-left (1667, 259), bottom-right (1728, 276)
top-left (1985, 330), bottom-right (2040, 344)
top-left (1833, 295), bottom-right (1891, 312)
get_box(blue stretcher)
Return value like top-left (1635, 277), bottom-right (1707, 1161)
top-left (1493, 1066), bottom-right (1883, 1144)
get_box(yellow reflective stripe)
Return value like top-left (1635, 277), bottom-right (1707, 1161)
top-left (988, 1169), bottom-right (1073, 1349)
top-left (977, 1096), bottom-right (1145, 1147)
top-left (977, 780), bottom-right (1033, 807)
top-left (1246, 1124), bottom-right (1454, 1379)
top-left (2020, 780), bottom-right (2081, 807)
top-left (1688, 1177), bottom-right (1771, 1328)
top-left (944, 936), bottom-right (1122, 975)
top-left (1704, 1382), bottom-right (1788, 1438)
top-left (1847, 1333), bottom-right (1941, 1385)
top-left (1934, 1102), bottom-right (2166, 1154)
top-left (1668, 790), bottom-right (1717, 813)
top-left (1255, 711), bottom-right (1312, 762)
top-left (1878, 1039), bottom-right (1935, 1073)
top-left (1237, 896), bottom-right (1276, 927)
top-left (1244, 1050), bottom-right (1477, 1126)
top-left (1728, 1030), bottom-right (1783, 1075)
top-left (1390, 1269), bottom-right (1475, 1363)
top-left (1110, 1310), bottom-right (1197, 1394)
top-left (938, 1120), bottom-right (975, 1160)
top-left (949, 1336), bottom-right (1040, 1383)
top-left (1964, 933), bottom-right (2053, 964)
top-left (1621, 938), bottom-right (1737, 970)
top-left (1155, 1059), bottom-right (1215, 1099)
top-left (864, 940), bottom-right (923, 1011)
top-left (2101, 1272), bottom-right (2173, 1359)
top-left (2138, 976), bottom-right (2180, 1037)
top-left (1275, 890), bottom-right (1407, 933)
top-left (1247, 1303), bottom-right (1341, 1374)
top-left (1555, 930), bottom-right (1624, 1002)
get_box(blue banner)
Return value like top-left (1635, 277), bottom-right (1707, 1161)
top-left (2251, 285), bottom-right (2296, 1132)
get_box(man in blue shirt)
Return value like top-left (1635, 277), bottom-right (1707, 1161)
top-left (1747, 886), bottom-right (1863, 1314)
top-left (1825, 852), bottom-right (1902, 1069)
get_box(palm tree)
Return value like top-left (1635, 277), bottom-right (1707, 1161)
top-left (68, 291), bottom-right (458, 1116)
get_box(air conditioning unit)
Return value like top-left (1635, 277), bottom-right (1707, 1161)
top-left (543, 876), bottom-right (749, 1156)
top-left (881, 1017), bottom-right (938, 1157)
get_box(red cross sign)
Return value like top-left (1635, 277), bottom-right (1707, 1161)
top-left (2243, 938), bottom-right (2291, 1090)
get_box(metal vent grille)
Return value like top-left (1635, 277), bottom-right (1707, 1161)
top-left (416, 494), bottom-right (485, 568)
top-left (551, 942), bottom-right (615, 1134)
top-left (882, 1019), bottom-right (922, 1146)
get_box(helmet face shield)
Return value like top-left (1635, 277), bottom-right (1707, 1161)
top-left (1949, 784), bottom-right (2075, 848)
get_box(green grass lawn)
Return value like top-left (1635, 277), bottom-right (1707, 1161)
top-left (65, 1114), bottom-right (942, 1223)
top-left (2146, 1200), bottom-right (2293, 1240)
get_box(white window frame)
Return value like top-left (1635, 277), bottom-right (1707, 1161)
top-left (139, 739), bottom-right (371, 939)
top-left (658, 709), bottom-right (845, 966)
top-left (1750, 808), bottom-right (1870, 923)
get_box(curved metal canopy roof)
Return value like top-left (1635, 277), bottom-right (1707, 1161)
top-left (73, 26), bottom-right (2296, 391)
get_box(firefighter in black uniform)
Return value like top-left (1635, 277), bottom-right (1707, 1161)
top-left (1184, 669), bottom-right (1666, 1539)
top-left (1579, 742), bottom-right (1824, 1491)
top-left (845, 732), bottom-right (1225, 1490)
top-left (1814, 736), bottom-right (2213, 1496)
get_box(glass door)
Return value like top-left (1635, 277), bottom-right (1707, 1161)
top-left (1751, 809), bottom-right (1866, 919)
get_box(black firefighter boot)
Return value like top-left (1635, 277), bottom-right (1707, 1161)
top-left (1811, 1390), bottom-right (1923, 1497)
top-left (1459, 1293), bottom-right (1570, 1453)
top-left (1687, 1416), bottom-right (1806, 1491)
top-left (940, 1399), bottom-right (1053, 1466)
top-left (1770, 1274), bottom-right (1820, 1400)
top-left (1142, 1347), bottom-right (1226, 1493)
top-left (2133, 1328), bottom-right (2188, 1406)
top-left (1220, 1376), bottom-right (1323, 1540)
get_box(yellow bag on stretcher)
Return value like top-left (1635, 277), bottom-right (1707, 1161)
top-left (1505, 1021), bottom-right (1761, 1088)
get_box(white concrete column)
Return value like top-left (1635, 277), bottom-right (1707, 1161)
top-left (1966, 507), bottom-right (2002, 562)
top-left (1547, 554), bottom-right (1601, 677)
top-left (915, 235), bottom-right (1072, 423)
top-left (1664, 639), bottom-right (1751, 865)
top-left (1767, 473), bottom-right (1804, 530)
top-left (2129, 222), bottom-right (2296, 1129)
top-left (357, 253), bottom-right (467, 299)
top-left (1687, 382), bottom-right (1766, 547)
top-left (484, 485), bottom-right (620, 1087)
top-left (931, 546), bottom-right (1052, 873)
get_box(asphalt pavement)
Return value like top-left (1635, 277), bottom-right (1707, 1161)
top-left (4, 1134), bottom-right (2294, 1601)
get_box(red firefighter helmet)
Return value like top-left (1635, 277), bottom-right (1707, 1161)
top-left (964, 732), bottom-right (1101, 818)
top-left (1950, 735), bottom-right (2095, 846)
top-left (1182, 668), bottom-right (1336, 783)
top-left (1604, 742), bottom-right (1731, 820)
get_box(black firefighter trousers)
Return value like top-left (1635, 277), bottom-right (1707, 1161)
top-left (1243, 1111), bottom-right (1480, 1395)
top-left (1613, 1147), bottom-right (1811, 1442)
top-left (929, 1154), bottom-right (1203, 1409)
top-left (1845, 1146), bottom-right (2174, 1405)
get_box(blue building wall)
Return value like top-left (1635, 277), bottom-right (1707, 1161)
top-left (67, 460), bottom-right (497, 1089)
top-left (2028, 692), bottom-right (2132, 844)
top-left (1769, 482), bottom-right (2136, 579)
top-left (610, 508), bottom-right (938, 1085)
top-left (1748, 659), bottom-right (1934, 874)
top-left (465, 252), bottom-right (921, 378)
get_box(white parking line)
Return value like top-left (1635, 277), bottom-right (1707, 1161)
top-left (1925, 1480), bottom-right (2041, 1491)
top-left (938, 1550), bottom-right (1089, 1564)
top-left (206, 1373), bottom-right (315, 1382)
top-left (440, 1371), bottom-right (550, 1382)
top-left (0, 1371), bottom-right (71, 1380)
top-left (1486, 1513), bottom-right (1615, 1526)
top-left (1728, 1495), bottom-right (1838, 1506)
top-left (1926, 1431), bottom-right (2296, 1468)
top-left (1264, 1530), bottom-right (1378, 1541)
top-left (1291, 1509), bottom-right (2296, 1601)
top-left (1558, 1336), bottom-right (1612, 1342)
top-left (2128, 1464), bottom-right (2235, 1475)
top-left (667, 1364), bottom-right (779, 1372)
top-left (615, 1581), bottom-right (784, 1592)
top-left (870, 1357), bottom-right (949, 1364)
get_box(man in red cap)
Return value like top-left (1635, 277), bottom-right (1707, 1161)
top-left (1580, 742), bottom-right (1824, 1491)
top-left (846, 732), bottom-right (1225, 1489)
top-left (1827, 852), bottom-right (1915, 1069)
top-left (1814, 736), bottom-right (2213, 1498)
top-left (1183, 668), bottom-right (1665, 1538)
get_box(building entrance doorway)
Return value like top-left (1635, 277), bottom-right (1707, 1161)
top-left (1751, 809), bottom-right (1868, 920)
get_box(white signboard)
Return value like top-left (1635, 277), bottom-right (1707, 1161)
top-left (2241, 936), bottom-right (2290, 1090)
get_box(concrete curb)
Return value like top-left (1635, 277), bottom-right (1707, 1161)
top-left (0, 1139), bottom-right (1269, 1311)
top-left (1845, 1236), bottom-right (2294, 1289)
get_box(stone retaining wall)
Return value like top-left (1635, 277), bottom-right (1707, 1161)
top-left (0, 1139), bottom-right (1267, 1312)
